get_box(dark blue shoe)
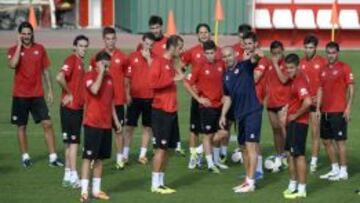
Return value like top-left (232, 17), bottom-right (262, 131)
top-left (49, 158), bottom-right (64, 167)
top-left (255, 171), bottom-right (264, 180)
top-left (22, 159), bottom-right (32, 168)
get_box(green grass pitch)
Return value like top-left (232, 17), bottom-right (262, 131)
top-left (0, 49), bottom-right (359, 203)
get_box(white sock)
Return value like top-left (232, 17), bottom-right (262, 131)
top-left (117, 153), bottom-right (123, 162)
top-left (331, 163), bottom-right (340, 173)
top-left (123, 147), bottom-right (130, 159)
top-left (152, 172), bottom-right (160, 188)
top-left (256, 156), bottom-right (263, 173)
top-left (288, 179), bottom-right (297, 192)
top-left (159, 172), bottom-right (165, 186)
top-left (246, 177), bottom-right (255, 187)
top-left (213, 147), bottom-right (220, 164)
top-left (196, 145), bottom-right (204, 154)
top-left (206, 154), bottom-right (214, 168)
top-left (70, 170), bottom-right (79, 182)
top-left (310, 156), bottom-right (318, 165)
top-left (221, 146), bottom-right (228, 156)
top-left (92, 178), bottom-right (101, 194)
top-left (139, 147), bottom-right (147, 158)
top-left (22, 153), bottom-right (30, 161)
top-left (63, 168), bottom-right (71, 181)
top-left (176, 142), bottom-right (182, 150)
top-left (340, 165), bottom-right (348, 174)
top-left (298, 183), bottom-right (306, 193)
top-left (49, 153), bottom-right (58, 162)
top-left (190, 147), bottom-right (196, 155)
top-left (81, 179), bottom-right (89, 194)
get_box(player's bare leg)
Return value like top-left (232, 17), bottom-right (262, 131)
top-left (320, 139), bottom-right (340, 180)
top-left (42, 120), bottom-right (63, 166)
top-left (138, 126), bottom-right (152, 164)
top-left (309, 112), bottom-right (320, 172)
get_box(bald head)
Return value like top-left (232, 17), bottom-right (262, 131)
top-left (222, 46), bottom-right (236, 67)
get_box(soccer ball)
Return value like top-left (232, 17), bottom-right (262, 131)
top-left (231, 148), bottom-right (243, 164)
top-left (264, 155), bottom-right (281, 173)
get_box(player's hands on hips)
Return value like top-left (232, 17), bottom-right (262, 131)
top-left (62, 93), bottom-right (73, 106)
top-left (343, 107), bottom-right (351, 122)
top-left (219, 115), bottom-right (227, 130)
top-left (198, 97), bottom-right (211, 107)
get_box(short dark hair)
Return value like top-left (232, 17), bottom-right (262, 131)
top-left (303, 34), bottom-right (319, 46)
top-left (238, 23), bottom-right (252, 34)
top-left (270, 40), bottom-right (284, 51)
top-left (285, 53), bottom-right (300, 66)
top-left (18, 21), bottom-right (33, 33)
top-left (166, 35), bottom-right (179, 50)
top-left (95, 51), bottom-right (111, 62)
top-left (149, 15), bottom-right (163, 26)
top-left (326, 41), bottom-right (340, 52)
top-left (196, 23), bottom-right (211, 33)
top-left (102, 27), bottom-right (116, 38)
top-left (203, 40), bottom-right (216, 51)
top-left (142, 32), bottom-right (156, 41)
top-left (242, 31), bottom-right (257, 42)
top-left (73, 35), bottom-right (89, 46)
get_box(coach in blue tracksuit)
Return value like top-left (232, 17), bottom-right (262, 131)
top-left (219, 46), bottom-right (263, 193)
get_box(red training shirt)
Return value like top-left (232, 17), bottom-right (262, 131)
top-left (126, 50), bottom-right (154, 99)
top-left (149, 56), bottom-right (177, 113)
top-left (59, 54), bottom-right (85, 110)
top-left (186, 60), bottom-right (225, 108)
top-left (90, 49), bottom-right (128, 105)
top-left (83, 70), bottom-right (114, 129)
top-left (8, 43), bottom-right (50, 97)
top-left (287, 71), bottom-right (311, 124)
top-left (320, 61), bottom-right (354, 113)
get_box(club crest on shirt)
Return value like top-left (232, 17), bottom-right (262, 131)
top-left (332, 70), bottom-right (338, 75)
top-left (321, 72), bottom-right (326, 77)
top-left (165, 65), bottom-right (170, 70)
top-left (20, 52), bottom-right (24, 56)
top-left (78, 65), bottom-right (82, 70)
top-left (205, 70), bottom-right (210, 75)
top-left (217, 67), bottom-right (222, 72)
top-left (134, 58), bottom-right (139, 63)
top-left (300, 88), bottom-right (308, 96)
top-left (301, 65), bottom-right (306, 70)
top-left (314, 64), bottom-right (320, 69)
top-left (115, 58), bottom-right (121, 64)
top-left (196, 53), bottom-right (201, 58)
top-left (34, 50), bottom-right (39, 55)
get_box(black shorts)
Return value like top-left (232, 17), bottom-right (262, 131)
top-left (60, 106), bottom-right (83, 144)
top-left (267, 106), bottom-right (285, 114)
top-left (189, 98), bottom-right (201, 134)
top-left (126, 98), bottom-right (152, 127)
top-left (113, 105), bottom-right (125, 128)
top-left (320, 112), bottom-right (347, 141)
top-left (285, 122), bottom-right (308, 157)
top-left (200, 107), bottom-right (221, 134)
top-left (151, 108), bottom-right (179, 150)
top-left (238, 110), bottom-right (262, 145)
top-left (11, 97), bottom-right (50, 126)
top-left (82, 125), bottom-right (112, 160)
top-left (309, 105), bottom-right (317, 113)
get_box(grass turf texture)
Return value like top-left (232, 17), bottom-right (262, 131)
top-left (0, 49), bottom-right (359, 203)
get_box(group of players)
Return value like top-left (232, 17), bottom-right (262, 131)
top-left (7, 14), bottom-right (354, 201)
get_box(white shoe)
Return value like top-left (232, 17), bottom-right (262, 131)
top-left (188, 154), bottom-right (197, 169)
top-left (234, 182), bottom-right (255, 193)
top-left (215, 162), bottom-right (229, 170)
top-left (319, 170), bottom-right (339, 180)
top-left (310, 164), bottom-right (317, 173)
top-left (329, 172), bottom-right (348, 181)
